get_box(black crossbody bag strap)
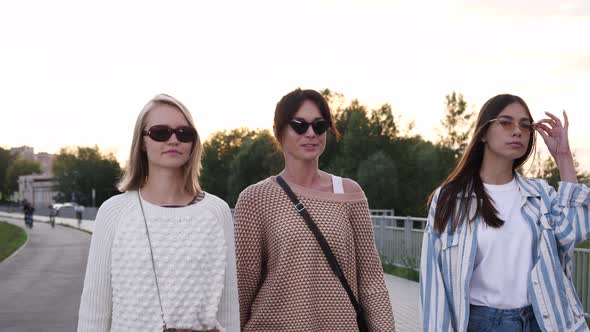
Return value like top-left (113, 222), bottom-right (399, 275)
top-left (276, 176), bottom-right (369, 332)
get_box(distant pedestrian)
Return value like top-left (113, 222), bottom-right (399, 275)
top-left (48, 204), bottom-right (57, 228)
top-left (74, 204), bottom-right (84, 226)
top-left (23, 200), bottom-right (34, 229)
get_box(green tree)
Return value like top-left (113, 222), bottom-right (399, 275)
top-left (439, 92), bottom-right (474, 157)
top-left (200, 128), bottom-right (259, 201)
top-left (329, 104), bottom-right (373, 178)
top-left (369, 104), bottom-right (397, 143)
top-left (320, 88), bottom-right (345, 110)
top-left (52, 146), bottom-right (121, 206)
top-left (5, 159), bottom-right (42, 194)
top-left (531, 152), bottom-right (590, 188)
top-left (226, 131), bottom-right (283, 206)
top-left (382, 136), bottom-right (455, 216)
top-left (0, 148), bottom-right (15, 200)
top-left (195, 88), bottom-right (478, 217)
top-left (357, 151), bottom-right (399, 209)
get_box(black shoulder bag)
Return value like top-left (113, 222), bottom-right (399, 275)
top-left (276, 176), bottom-right (369, 332)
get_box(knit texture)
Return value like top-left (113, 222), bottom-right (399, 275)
top-left (77, 191), bottom-right (240, 332)
top-left (234, 177), bottom-right (396, 332)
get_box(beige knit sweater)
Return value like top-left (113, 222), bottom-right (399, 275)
top-left (234, 177), bottom-right (395, 332)
top-left (77, 191), bottom-right (240, 332)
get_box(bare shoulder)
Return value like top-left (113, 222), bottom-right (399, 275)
top-left (342, 178), bottom-right (363, 193)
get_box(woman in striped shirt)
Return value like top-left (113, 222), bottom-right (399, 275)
top-left (420, 94), bottom-right (590, 332)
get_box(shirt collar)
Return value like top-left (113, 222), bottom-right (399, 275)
top-left (455, 173), bottom-right (541, 198)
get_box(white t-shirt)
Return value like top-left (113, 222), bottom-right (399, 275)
top-left (469, 178), bottom-right (534, 309)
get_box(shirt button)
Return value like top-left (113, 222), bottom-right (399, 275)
top-left (543, 313), bottom-right (549, 318)
top-left (533, 280), bottom-right (539, 285)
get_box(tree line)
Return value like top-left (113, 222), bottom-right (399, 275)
top-left (1, 90), bottom-right (588, 214)
top-left (200, 90), bottom-right (589, 216)
top-left (201, 90), bottom-right (466, 216)
top-left (0, 146), bottom-right (121, 207)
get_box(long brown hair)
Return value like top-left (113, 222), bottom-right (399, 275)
top-left (429, 94), bottom-right (536, 233)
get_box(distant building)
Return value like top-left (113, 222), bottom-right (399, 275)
top-left (35, 152), bottom-right (54, 175)
top-left (18, 174), bottom-right (57, 208)
top-left (9, 146), bottom-right (57, 205)
top-left (10, 145), bottom-right (55, 175)
top-left (10, 145), bottom-right (35, 160)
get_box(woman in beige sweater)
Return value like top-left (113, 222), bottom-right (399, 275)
top-left (234, 88), bottom-right (395, 331)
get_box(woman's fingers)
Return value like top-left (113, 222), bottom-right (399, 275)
top-left (534, 123), bottom-right (552, 135)
top-left (536, 125), bottom-right (549, 141)
top-left (544, 111), bottom-right (563, 127)
top-left (535, 119), bottom-right (557, 130)
top-left (563, 110), bottom-right (569, 131)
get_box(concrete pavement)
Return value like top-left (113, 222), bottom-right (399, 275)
top-left (386, 274), bottom-right (421, 331)
top-left (0, 217), bottom-right (91, 332)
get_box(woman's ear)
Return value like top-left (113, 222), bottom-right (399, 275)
top-left (481, 133), bottom-right (487, 143)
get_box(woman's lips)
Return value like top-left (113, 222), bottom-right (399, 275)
top-left (301, 143), bottom-right (318, 150)
top-left (507, 141), bottom-right (523, 148)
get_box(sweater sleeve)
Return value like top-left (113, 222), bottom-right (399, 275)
top-left (233, 187), bottom-right (265, 330)
top-left (214, 201), bottom-right (240, 332)
top-left (348, 199), bottom-right (396, 332)
top-left (77, 197), bottom-right (120, 332)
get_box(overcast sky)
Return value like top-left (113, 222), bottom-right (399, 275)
top-left (1, 0), bottom-right (589, 171)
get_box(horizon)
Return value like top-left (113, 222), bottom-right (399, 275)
top-left (4, 119), bottom-right (589, 174)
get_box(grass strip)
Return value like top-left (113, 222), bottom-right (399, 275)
top-left (0, 221), bottom-right (27, 262)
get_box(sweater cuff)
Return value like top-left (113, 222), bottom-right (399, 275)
top-left (558, 182), bottom-right (590, 207)
top-left (361, 290), bottom-right (396, 331)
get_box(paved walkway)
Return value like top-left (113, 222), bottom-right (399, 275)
top-left (385, 274), bottom-right (421, 331)
top-left (0, 212), bottom-right (422, 331)
top-left (0, 216), bottom-right (91, 332)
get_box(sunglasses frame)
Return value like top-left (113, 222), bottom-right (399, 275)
top-left (143, 125), bottom-right (197, 143)
top-left (288, 119), bottom-right (331, 135)
top-left (488, 117), bottom-right (534, 133)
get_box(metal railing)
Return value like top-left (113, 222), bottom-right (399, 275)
top-left (573, 249), bottom-right (590, 318)
top-left (370, 209), bottom-right (395, 216)
top-left (371, 215), bottom-right (590, 316)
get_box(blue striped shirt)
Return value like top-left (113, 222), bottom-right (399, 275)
top-left (420, 174), bottom-right (590, 332)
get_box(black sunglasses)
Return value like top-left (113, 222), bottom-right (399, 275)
top-left (143, 125), bottom-right (197, 143)
top-left (289, 119), bottom-right (330, 135)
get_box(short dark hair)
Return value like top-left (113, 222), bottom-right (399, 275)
top-left (273, 88), bottom-right (340, 143)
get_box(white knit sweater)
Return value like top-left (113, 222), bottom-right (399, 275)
top-left (77, 191), bottom-right (240, 332)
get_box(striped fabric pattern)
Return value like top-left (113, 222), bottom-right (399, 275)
top-left (420, 174), bottom-right (590, 332)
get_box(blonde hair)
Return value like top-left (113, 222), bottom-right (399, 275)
top-left (117, 94), bottom-right (202, 194)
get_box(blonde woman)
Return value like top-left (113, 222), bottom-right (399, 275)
top-left (77, 94), bottom-right (239, 332)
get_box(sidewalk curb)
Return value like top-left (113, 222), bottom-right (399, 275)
top-left (0, 211), bottom-right (94, 234)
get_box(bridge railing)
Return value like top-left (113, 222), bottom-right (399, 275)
top-left (371, 215), bottom-right (590, 316)
top-left (573, 249), bottom-right (590, 318)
